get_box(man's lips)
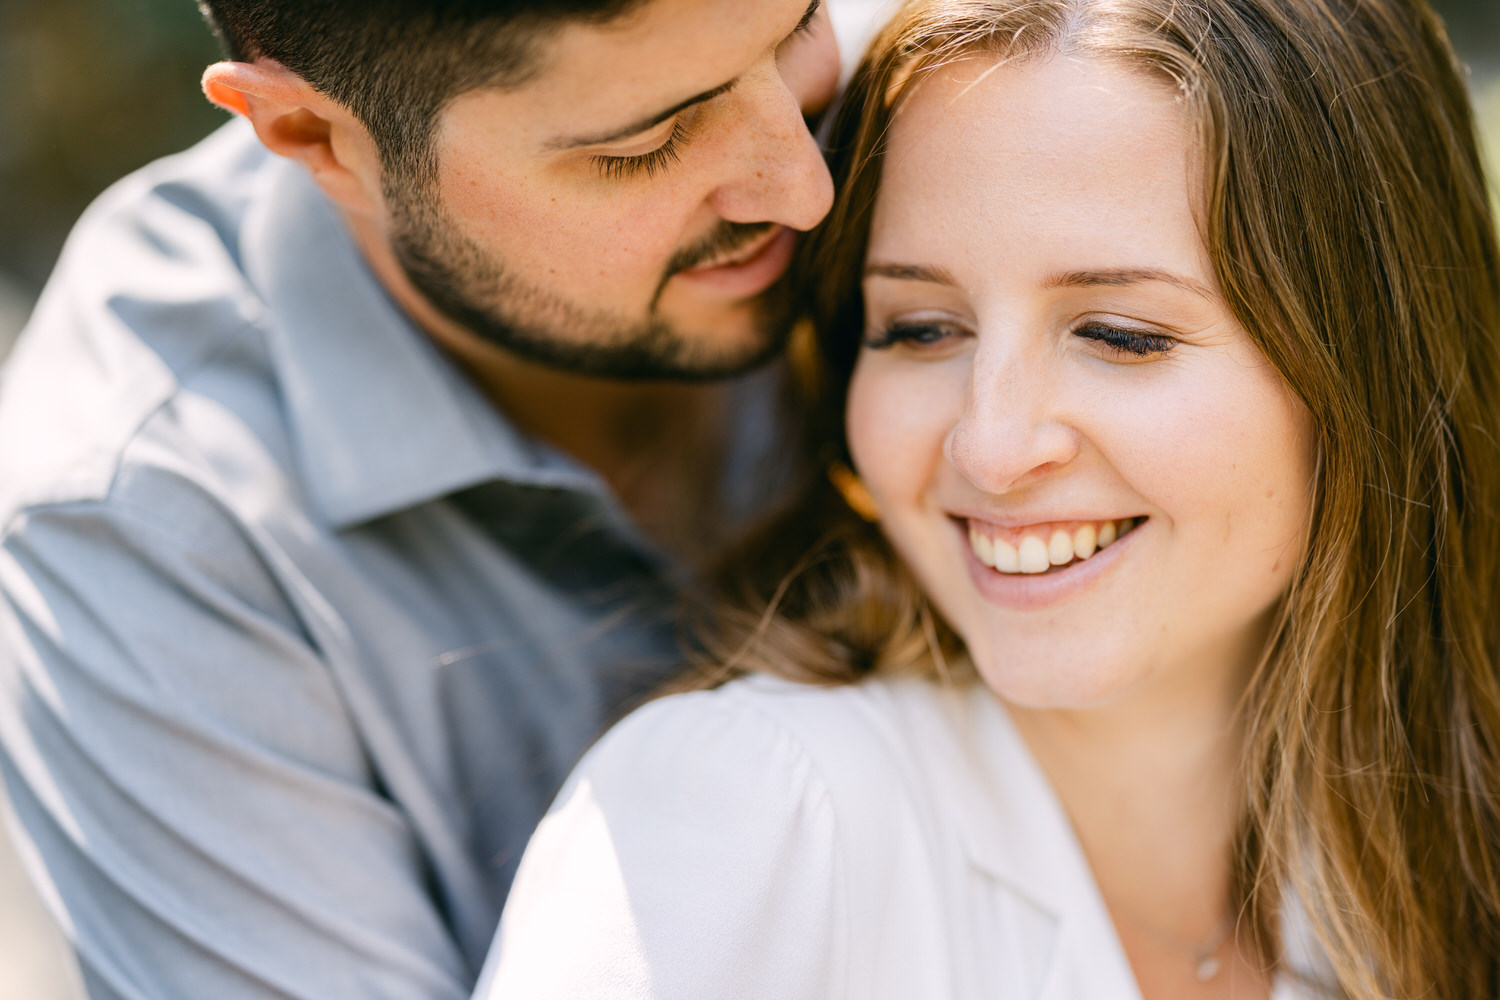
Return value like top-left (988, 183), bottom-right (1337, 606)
top-left (681, 225), bottom-right (784, 273)
top-left (671, 226), bottom-right (797, 299)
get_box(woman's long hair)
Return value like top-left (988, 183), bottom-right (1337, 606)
top-left (688, 0), bottom-right (1500, 994)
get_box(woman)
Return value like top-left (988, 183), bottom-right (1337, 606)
top-left (480, 0), bottom-right (1500, 996)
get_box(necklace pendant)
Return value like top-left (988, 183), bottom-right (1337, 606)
top-left (1194, 955), bottom-right (1222, 982)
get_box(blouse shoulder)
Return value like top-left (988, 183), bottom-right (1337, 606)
top-left (480, 678), bottom-right (874, 1000)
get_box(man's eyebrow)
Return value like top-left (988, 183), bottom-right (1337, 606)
top-left (545, 0), bottom-right (820, 153)
top-left (864, 262), bottom-right (961, 286)
top-left (1045, 267), bottom-right (1215, 299)
top-left (548, 80), bottom-right (738, 151)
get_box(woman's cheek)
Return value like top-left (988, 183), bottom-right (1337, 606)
top-left (846, 356), bottom-right (956, 505)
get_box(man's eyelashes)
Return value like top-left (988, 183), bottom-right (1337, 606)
top-left (592, 120), bottom-right (694, 182)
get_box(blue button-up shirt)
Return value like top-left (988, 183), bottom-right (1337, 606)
top-left (0, 121), bottom-right (787, 1000)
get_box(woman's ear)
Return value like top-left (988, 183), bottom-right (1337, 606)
top-left (203, 61), bottom-right (384, 217)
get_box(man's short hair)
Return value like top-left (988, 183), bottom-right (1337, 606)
top-left (197, 0), bottom-right (644, 185)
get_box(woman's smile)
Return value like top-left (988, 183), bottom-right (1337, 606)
top-left (961, 515), bottom-right (1143, 574)
top-left (949, 512), bottom-right (1145, 612)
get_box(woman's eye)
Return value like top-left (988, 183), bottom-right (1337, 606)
top-left (591, 119), bottom-right (694, 182)
top-left (863, 321), bottom-right (962, 351)
top-left (1073, 321), bottom-right (1176, 358)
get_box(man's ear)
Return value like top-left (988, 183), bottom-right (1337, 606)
top-left (203, 61), bottom-right (384, 216)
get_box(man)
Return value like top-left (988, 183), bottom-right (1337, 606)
top-left (0, 1), bottom-right (850, 997)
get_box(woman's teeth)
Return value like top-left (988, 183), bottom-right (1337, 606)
top-left (968, 519), bottom-right (1136, 575)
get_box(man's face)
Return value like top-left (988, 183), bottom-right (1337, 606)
top-left (389, 0), bottom-right (839, 380)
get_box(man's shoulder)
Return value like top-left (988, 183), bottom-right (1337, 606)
top-left (0, 122), bottom-right (290, 526)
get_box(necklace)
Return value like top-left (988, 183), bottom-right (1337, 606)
top-left (1116, 904), bottom-right (1237, 983)
top-left (1189, 914), bottom-right (1236, 982)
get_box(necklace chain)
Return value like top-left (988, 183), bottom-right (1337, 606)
top-left (1190, 914), bottom-right (1236, 982)
top-left (1117, 905), bottom-right (1237, 983)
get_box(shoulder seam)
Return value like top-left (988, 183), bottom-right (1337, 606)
top-left (705, 685), bottom-right (859, 999)
top-left (0, 315), bottom-right (266, 538)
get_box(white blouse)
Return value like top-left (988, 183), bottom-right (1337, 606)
top-left (478, 674), bottom-right (1329, 999)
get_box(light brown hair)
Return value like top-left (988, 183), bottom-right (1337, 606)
top-left (690, 0), bottom-right (1500, 994)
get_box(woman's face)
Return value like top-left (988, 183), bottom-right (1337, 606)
top-left (847, 54), bottom-right (1316, 710)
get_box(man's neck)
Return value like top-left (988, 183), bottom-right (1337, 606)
top-left (437, 327), bottom-right (736, 559)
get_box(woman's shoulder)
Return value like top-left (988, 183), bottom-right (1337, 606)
top-left (588, 672), bottom-right (973, 803)
top-left (485, 677), bottom-right (895, 999)
top-left (571, 672), bottom-right (990, 896)
top-left (483, 674), bottom-right (977, 999)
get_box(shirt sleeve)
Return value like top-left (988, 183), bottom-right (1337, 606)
top-left (0, 494), bottom-right (473, 1000)
top-left (478, 690), bottom-right (845, 1000)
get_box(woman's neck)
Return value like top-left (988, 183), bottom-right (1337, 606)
top-left (1005, 639), bottom-right (1269, 997)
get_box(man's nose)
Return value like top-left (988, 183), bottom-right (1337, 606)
top-left (706, 70), bottom-right (835, 233)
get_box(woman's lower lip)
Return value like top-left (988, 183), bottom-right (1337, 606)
top-left (671, 226), bottom-right (796, 299)
top-left (955, 518), bottom-right (1140, 610)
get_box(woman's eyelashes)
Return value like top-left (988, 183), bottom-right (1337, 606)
top-left (864, 318), bottom-right (1177, 358)
top-left (592, 119), bottom-right (694, 181)
top-left (1072, 321), bottom-right (1177, 358)
top-left (863, 319), bottom-right (965, 351)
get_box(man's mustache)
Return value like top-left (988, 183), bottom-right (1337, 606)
top-left (664, 221), bottom-right (777, 277)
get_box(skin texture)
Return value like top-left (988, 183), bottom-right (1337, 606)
top-left (846, 55), bottom-right (1314, 997)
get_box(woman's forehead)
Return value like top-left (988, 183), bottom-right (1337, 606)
top-left (869, 55), bottom-right (1206, 286)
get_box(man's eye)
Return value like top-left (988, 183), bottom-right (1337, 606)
top-left (1072, 321), bottom-right (1176, 358)
top-left (863, 321), bottom-right (961, 351)
top-left (591, 120), bottom-right (693, 182)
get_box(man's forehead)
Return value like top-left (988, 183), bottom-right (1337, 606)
top-left (512, 0), bottom-right (817, 139)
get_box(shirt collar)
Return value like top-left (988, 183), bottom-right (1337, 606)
top-left (945, 686), bottom-right (1084, 910)
top-left (946, 684), bottom-right (1144, 997)
top-left (240, 155), bottom-right (601, 529)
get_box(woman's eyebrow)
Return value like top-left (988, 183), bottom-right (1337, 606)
top-left (864, 263), bottom-right (1214, 301)
top-left (864, 262), bottom-right (959, 286)
top-left (1045, 267), bottom-right (1214, 299)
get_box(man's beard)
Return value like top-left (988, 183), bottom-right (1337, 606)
top-left (389, 188), bottom-right (796, 382)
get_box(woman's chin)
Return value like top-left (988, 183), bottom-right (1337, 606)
top-left (967, 644), bottom-right (1149, 714)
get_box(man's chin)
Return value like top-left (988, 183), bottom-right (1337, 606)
top-left (458, 307), bottom-right (792, 383)
top-left (634, 279), bottom-right (797, 379)
top-left (397, 251), bottom-right (795, 381)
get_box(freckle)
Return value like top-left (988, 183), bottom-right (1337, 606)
top-left (1266, 490), bottom-right (1273, 499)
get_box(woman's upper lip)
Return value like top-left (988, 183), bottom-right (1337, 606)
top-left (947, 509), bottom-right (1145, 530)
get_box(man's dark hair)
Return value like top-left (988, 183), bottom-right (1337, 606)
top-left (197, 0), bottom-right (644, 185)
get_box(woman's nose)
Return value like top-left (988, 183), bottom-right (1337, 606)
top-left (944, 348), bottom-right (1079, 496)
